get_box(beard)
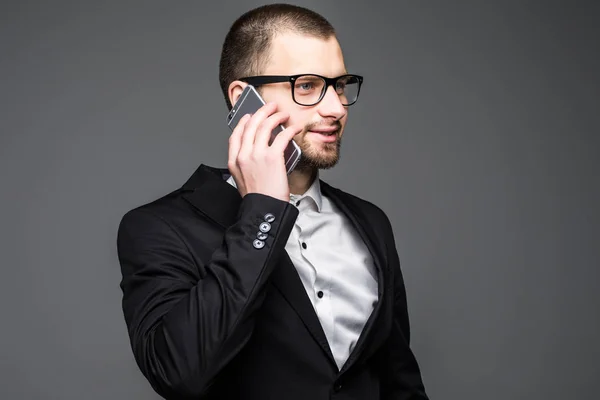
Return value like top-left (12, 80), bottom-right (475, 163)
top-left (294, 120), bottom-right (343, 171)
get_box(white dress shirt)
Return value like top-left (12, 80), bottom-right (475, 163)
top-left (226, 174), bottom-right (378, 370)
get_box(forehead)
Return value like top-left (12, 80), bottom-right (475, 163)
top-left (264, 32), bottom-right (346, 77)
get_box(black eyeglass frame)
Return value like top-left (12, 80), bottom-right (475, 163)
top-left (238, 74), bottom-right (364, 106)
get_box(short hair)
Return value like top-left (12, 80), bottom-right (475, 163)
top-left (218, 3), bottom-right (336, 109)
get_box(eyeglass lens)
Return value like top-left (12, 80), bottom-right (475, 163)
top-left (293, 75), bottom-right (360, 105)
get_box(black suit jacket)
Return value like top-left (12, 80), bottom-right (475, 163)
top-left (117, 164), bottom-right (428, 399)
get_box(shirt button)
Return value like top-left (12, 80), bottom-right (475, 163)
top-left (317, 291), bottom-right (324, 298)
top-left (257, 232), bottom-right (268, 240)
top-left (301, 242), bottom-right (307, 249)
top-left (252, 239), bottom-right (265, 249)
top-left (259, 222), bottom-right (271, 233)
top-left (264, 213), bottom-right (275, 223)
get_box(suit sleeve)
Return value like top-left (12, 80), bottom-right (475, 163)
top-left (116, 193), bottom-right (298, 399)
top-left (378, 215), bottom-right (429, 400)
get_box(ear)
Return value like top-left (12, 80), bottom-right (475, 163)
top-left (228, 80), bottom-right (247, 108)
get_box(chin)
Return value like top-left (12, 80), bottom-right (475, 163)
top-left (296, 144), bottom-right (341, 170)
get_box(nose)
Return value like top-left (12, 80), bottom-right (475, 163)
top-left (317, 85), bottom-right (347, 121)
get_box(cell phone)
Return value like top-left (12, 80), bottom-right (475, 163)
top-left (226, 85), bottom-right (301, 174)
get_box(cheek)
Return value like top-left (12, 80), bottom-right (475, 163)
top-left (341, 112), bottom-right (349, 126)
top-left (283, 109), bottom-right (314, 130)
top-left (286, 113), bottom-right (307, 127)
top-left (260, 87), bottom-right (293, 109)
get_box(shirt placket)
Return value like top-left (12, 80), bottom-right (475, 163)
top-left (298, 206), bottom-right (336, 349)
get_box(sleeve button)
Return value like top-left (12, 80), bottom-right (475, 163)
top-left (257, 232), bottom-right (268, 240)
top-left (259, 222), bottom-right (271, 233)
top-left (264, 213), bottom-right (275, 223)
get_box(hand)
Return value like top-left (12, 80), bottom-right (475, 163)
top-left (227, 102), bottom-right (302, 202)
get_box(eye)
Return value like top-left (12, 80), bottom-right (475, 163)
top-left (297, 82), bottom-right (314, 91)
top-left (336, 78), bottom-right (350, 91)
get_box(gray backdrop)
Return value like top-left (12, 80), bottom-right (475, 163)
top-left (1, 1), bottom-right (598, 399)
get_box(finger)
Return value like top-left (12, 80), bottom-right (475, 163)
top-left (270, 124), bottom-right (303, 153)
top-left (228, 113), bottom-right (251, 169)
top-left (239, 102), bottom-right (277, 147)
top-left (254, 111), bottom-right (290, 148)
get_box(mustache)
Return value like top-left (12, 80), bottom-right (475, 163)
top-left (305, 120), bottom-right (342, 131)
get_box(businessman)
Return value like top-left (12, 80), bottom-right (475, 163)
top-left (117, 4), bottom-right (429, 399)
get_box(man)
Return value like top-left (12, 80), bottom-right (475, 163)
top-left (117, 4), bottom-right (428, 399)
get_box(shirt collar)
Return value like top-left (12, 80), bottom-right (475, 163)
top-left (226, 173), bottom-right (323, 212)
top-left (291, 173), bottom-right (323, 212)
top-left (226, 174), bottom-right (236, 188)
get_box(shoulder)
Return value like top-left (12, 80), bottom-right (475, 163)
top-left (118, 187), bottom-right (190, 236)
top-left (118, 163), bottom-right (229, 228)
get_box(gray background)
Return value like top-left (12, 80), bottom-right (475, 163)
top-left (1, 1), bottom-right (599, 399)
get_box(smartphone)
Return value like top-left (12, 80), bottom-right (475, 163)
top-left (226, 85), bottom-right (301, 174)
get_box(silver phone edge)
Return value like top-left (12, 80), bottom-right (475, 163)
top-left (225, 85), bottom-right (254, 127)
top-left (285, 144), bottom-right (301, 174)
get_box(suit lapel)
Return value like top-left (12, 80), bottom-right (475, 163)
top-left (320, 181), bottom-right (389, 373)
top-left (180, 165), bottom-right (337, 366)
top-left (321, 181), bottom-right (387, 294)
top-left (270, 253), bottom-right (337, 365)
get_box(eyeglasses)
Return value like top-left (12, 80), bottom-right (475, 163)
top-left (238, 74), bottom-right (363, 106)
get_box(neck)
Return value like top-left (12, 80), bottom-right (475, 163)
top-left (288, 167), bottom-right (317, 195)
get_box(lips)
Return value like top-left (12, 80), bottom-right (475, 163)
top-left (309, 127), bottom-right (338, 136)
top-left (308, 130), bottom-right (338, 143)
top-left (310, 127), bottom-right (337, 133)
